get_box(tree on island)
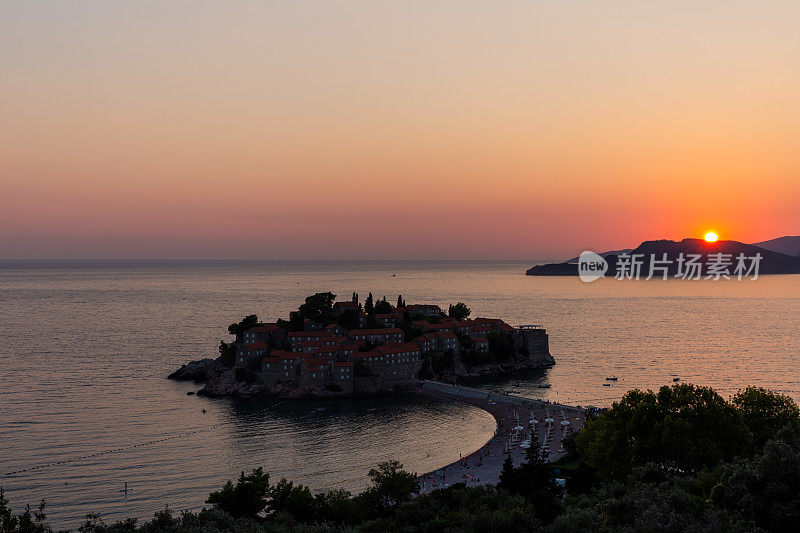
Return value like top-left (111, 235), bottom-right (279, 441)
top-left (228, 315), bottom-right (259, 336)
top-left (336, 309), bottom-right (360, 330)
top-left (218, 340), bottom-right (235, 367)
top-left (363, 293), bottom-right (377, 328)
top-left (486, 331), bottom-right (515, 361)
top-left (448, 302), bottom-right (471, 321)
top-left (374, 296), bottom-right (392, 314)
top-left (397, 295), bottom-right (405, 308)
top-left (298, 292), bottom-right (336, 323)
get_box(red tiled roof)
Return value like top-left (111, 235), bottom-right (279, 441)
top-left (297, 340), bottom-right (326, 347)
top-left (252, 323), bottom-right (280, 332)
top-left (412, 321), bottom-right (453, 332)
top-left (471, 325), bottom-right (493, 333)
top-left (376, 342), bottom-right (421, 355)
top-left (473, 318), bottom-right (511, 327)
top-left (406, 304), bottom-right (441, 310)
top-left (262, 356), bottom-right (280, 363)
top-left (333, 361), bottom-right (353, 367)
top-left (435, 331), bottom-right (457, 339)
top-left (288, 331), bottom-right (333, 338)
top-left (350, 328), bottom-right (403, 336)
top-left (472, 336), bottom-right (489, 343)
top-left (278, 352), bottom-right (299, 361)
top-left (305, 357), bottom-right (329, 366)
top-left (314, 347), bottom-right (337, 356)
top-left (243, 341), bottom-right (267, 350)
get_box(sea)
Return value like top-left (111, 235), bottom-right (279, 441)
top-left (1, 260), bottom-right (798, 529)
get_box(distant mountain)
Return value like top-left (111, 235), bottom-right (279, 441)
top-left (527, 238), bottom-right (800, 276)
top-left (752, 236), bottom-right (800, 257)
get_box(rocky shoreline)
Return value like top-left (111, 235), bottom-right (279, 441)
top-left (169, 354), bottom-right (553, 399)
top-left (168, 357), bottom-right (424, 399)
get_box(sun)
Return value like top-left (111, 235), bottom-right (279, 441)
top-left (704, 232), bottom-right (718, 243)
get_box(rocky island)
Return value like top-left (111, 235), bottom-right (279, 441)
top-left (169, 292), bottom-right (554, 398)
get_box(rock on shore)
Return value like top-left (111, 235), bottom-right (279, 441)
top-left (441, 354), bottom-right (554, 382)
top-left (167, 358), bottom-right (218, 381)
top-left (197, 367), bottom-right (268, 397)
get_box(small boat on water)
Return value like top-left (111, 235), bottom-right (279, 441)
top-left (537, 384), bottom-right (551, 389)
top-left (605, 377), bottom-right (618, 381)
top-left (602, 383), bottom-right (611, 387)
top-left (673, 377), bottom-right (680, 382)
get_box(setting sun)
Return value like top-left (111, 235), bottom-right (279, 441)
top-left (704, 232), bottom-right (719, 243)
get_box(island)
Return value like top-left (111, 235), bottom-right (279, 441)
top-left (169, 292), bottom-right (555, 398)
top-left (527, 238), bottom-right (800, 276)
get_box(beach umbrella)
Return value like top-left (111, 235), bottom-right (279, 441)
top-left (520, 443), bottom-right (531, 449)
top-left (545, 417), bottom-right (555, 423)
top-left (560, 420), bottom-right (570, 426)
top-left (512, 425), bottom-right (524, 431)
top-left (530, 418), bottom-right (539, 424)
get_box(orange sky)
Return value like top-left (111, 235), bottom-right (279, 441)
top-left (1, 1), bottom-right (798, 259)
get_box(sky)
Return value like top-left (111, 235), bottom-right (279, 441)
top-left (1, 1), bottom-right (798, 260)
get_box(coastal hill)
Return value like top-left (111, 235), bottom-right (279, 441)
top-left (170, 292), bottom-right (555, 398)
top-left (753, 235), bottom-right (800, 257)
top-left (527, 238), bottom-right (800, 276)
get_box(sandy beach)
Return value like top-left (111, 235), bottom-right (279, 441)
top-left (416, 387), bottom-right (585, 492)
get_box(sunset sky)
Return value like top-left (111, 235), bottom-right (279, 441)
top-left (1, 1), bottom-right (798, 259)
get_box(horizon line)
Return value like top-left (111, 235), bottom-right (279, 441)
top-left (0, 257), bottom-right (561, 263)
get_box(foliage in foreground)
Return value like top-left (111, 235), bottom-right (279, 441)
top-left (3, 385), bottom-right (800, 532)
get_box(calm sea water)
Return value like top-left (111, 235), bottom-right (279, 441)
top-left (1, 260), bottom-right (799, 528)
